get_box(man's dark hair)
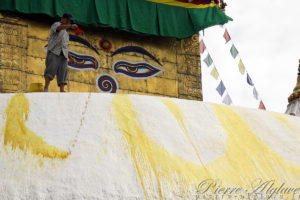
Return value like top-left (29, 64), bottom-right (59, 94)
top-left (62, 13), bottom-right (72, 20)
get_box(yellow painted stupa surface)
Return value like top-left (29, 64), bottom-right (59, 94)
top-left (0, 93), bottom-right (299, 199)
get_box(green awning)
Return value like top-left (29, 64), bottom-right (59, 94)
top-left (0, 0), bottom-right (232, 39)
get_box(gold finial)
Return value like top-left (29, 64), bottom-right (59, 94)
top-left (219, 0), bottom-right (227, 13)
top-left (287, 60), bottom-right (300, 103)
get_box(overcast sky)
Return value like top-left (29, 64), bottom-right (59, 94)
top-left (201, 0), bottom-right (300, 113)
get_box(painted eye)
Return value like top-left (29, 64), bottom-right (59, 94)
top-left (113, 60), bottom-right (163, 79)
top-left (68, 51), bottom-right (100, 71)
top-left (126, 66), bottom-right (138, 73)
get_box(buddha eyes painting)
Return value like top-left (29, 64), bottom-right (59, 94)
top-left (113, 60), bottom-right (163, 79)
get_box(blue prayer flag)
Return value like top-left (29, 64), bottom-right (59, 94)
top-left (253, 87), bottom-right (258, 100)
top-left (222, 94), bottom-right (232, 105)
top-left (247, 73), bottom-right (254, 86)
top-left (216, 81), bottom-right (226, 96)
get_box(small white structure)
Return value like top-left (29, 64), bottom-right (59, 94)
top-left (286, 99), bottom-right (300, 116)
top-left (286, 60), bottom-right (300, 116)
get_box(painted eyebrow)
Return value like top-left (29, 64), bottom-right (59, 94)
top-left (69, 35), bottom-right (100, 55)
top-left (111, 46), bottom-right (162, 66)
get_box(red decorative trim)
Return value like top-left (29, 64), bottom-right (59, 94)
top-left (75, 28), bottom-right (83, 35)
top-left (175, 0), bottom-right (219, 5)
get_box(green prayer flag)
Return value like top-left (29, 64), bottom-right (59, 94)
top-left (230, 44), bottom-right (239, 59)
top-left (238, 59), bottom-right (246, 75)
top-left (210, 66), bottom-right (219, 80)
top-left (204, 54), bottom-right (213, 67)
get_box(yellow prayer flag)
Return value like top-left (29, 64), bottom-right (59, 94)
top-left (210, 66), bottom-right (219, 80)
top-left (238, 59), bottom-right (246, 75)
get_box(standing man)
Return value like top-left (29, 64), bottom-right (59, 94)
top-left (44, 13), bottom-right (78, 92)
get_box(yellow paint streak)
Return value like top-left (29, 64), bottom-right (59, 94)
top-left (147, 0), bottom-right (217, 8)
top-left (112, 95), bottom-right (300, 199)
top-left (162, 99), bottom-right (211, 176)
top-left (112, 95), bottom-right (209, 199)
top-left (4, 94), bottom-right (68, 160)
top-left (211, 105), bottom-right (300, 187)
top-left (270, 112), bottom-right (290, 127)
top-left (270, 112), bottom-right (300, 144)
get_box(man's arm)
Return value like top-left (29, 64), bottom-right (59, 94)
top-left (56, 24), bottom-right (78, 31)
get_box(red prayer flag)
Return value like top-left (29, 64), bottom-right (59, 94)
top-left (200, 39), bottom-right (206, 54)
top-left (259, 101), bottom-right (266, 110)
top-left (223, 29), bottom-right (231, 43)
top-left (75, 28), bottom-right (83, 35)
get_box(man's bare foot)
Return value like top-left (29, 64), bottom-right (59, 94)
top-left (59, 84), bottom-right (66, 92)
top-left (44, 88), bottom-right (48, 92)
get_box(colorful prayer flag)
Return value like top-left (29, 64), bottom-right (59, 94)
top-left (259, 101), bottom-right (266, 110)
top-left (246, 73), bottom-right (254, 86)
top-left (223, 29), bottom-right (231, 43)
top-left (200, 39), bottom-right (206, 54)
top-left (216, 81), bottom-right (226, 96)
top-left (253, 87), bottom-right (258, 100)
top-left (204, 54), bottom-right (213, 67)
top-left (238, 59), bottom-right (245, 75)
top-left (210, 66), bottom-right (219, 80)
top-left (230, 44), bottom-right (239, 59)
top-left (222, 94), bottom-right (232, 105)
